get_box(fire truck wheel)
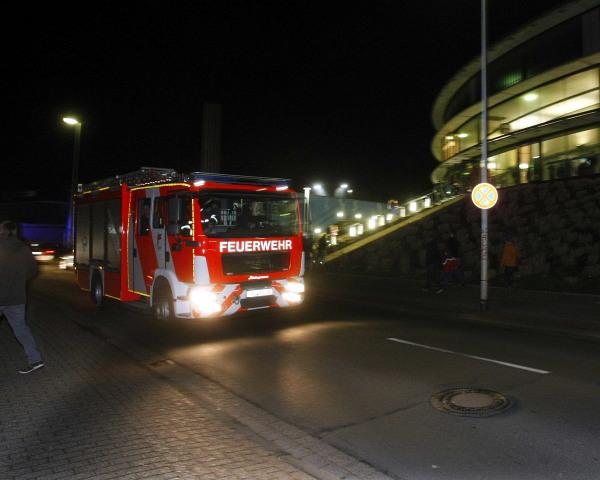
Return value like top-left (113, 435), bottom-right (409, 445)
top-left (153, 284), bottom-right (174, 322)
top-left (90, 273), bottom-right (104, 307)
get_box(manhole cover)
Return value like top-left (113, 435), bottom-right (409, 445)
top-left (431, 388), bottom-right (513, 417)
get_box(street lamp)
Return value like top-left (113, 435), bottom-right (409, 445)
top-left (63, 116), bottom-right (82, 249)
top-left (334, 183), bottom-right (350, 198)
top-left (312, 183), bottom-right (326, 196)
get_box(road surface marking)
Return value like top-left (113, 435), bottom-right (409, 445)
top-left (387, 337), bottom-right (550, 374)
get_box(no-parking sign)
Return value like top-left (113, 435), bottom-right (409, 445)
top-left (471, 183), bottom-right (498, 209)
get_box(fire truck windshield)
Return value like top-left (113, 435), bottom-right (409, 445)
top-left (197, 192), bottom-right (299, 238)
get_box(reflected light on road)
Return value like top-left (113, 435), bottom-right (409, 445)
top-left (276, 322), bottom-right (353, 342)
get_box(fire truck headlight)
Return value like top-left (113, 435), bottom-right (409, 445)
top-left (285, 281), bottom-right (305, 294)
top-left (189, 287), bottom-right (221, 315)
top-left (282, 292), bottom-right (303, 303)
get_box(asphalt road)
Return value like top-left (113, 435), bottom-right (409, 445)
top-left (33, 265), bottom-right (600, 480)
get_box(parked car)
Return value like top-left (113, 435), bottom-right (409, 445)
top-left (58, 254), bottom-right (75, 270)
top-left (29, 242), bottom-right (59, 263)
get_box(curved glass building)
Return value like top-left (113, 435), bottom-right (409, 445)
top-left (431, 0), bottom-right (600, 193)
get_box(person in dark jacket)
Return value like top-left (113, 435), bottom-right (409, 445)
top-left (0, 220), bottom-right (43, 374)
top-left (443, 232), bottom-right (465, 288)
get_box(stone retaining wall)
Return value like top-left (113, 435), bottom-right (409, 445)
top-left (326, 176), bottom-right (600, 293)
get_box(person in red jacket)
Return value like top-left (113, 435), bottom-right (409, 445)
top-left (0, 220), bottom-right (44, 374)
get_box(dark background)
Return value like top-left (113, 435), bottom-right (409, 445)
top-left (5, 0), bottom-right (567, 202)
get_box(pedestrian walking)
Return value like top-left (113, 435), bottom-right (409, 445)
top-left (424, 238), bottom-right (442, 292)
top-left (438, 249), bottom-right (461, 293)
top-left (0, 220), bottom-right (44, 374)
top-left (500, 234), bottom-right (518, 288)
top-left (444, 232), bottom-right (465, 286)
top-left (315, 233), bottom-right (328, 265)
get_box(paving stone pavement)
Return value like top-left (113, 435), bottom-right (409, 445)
top-left (0, 299), bottom-right (317, 480)
top-left (1, 291), bottom-right (393, 480)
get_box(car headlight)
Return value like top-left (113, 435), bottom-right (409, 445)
top-left (285, 281), bottom-right (305, 293)
top-left (282, 292), bottom-right (303, 303)
top-left (189, 287), bottom-right (221, 315)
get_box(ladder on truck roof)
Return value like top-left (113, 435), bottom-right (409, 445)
top-left (78, 167), bottom-right (179, 193)
top-left (78, 167), bottom-right (291, 194)
top-left (187, 171), bottom-right (290, 187)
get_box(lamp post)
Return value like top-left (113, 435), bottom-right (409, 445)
top-left (480, 0), bottom-right (489, 311)
top-left (303, 187), bottom-right (311, 234)
top-left (63, 116), bottom-right (82, 249)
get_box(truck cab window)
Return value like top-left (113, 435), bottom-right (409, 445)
top-left (137, 198), bottom-right (151, 235)
top-left (153, 197), bottom-right (167, 229)
top-left (166, 195), bottom-right (193, 237)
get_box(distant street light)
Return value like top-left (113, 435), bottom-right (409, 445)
top-left (63, 116), bottom-right (82, 249)
top-left (312, 183), bottom-right (326, 196)
top-left (334, 183), bottom-right (350, 198)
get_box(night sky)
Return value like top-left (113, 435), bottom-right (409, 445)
top-left (6, 0), bottom-right (567, 203)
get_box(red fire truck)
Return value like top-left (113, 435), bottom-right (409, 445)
top-left (74, 167), bottom-right (305, 320)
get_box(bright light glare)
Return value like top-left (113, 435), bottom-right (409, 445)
top-left (409, 201), bottom-right (417, 213)
top-left (336, 211), bottom-right (344, 218)
top-left (283, 292), bottom-right (302, 303)
top-left (63, 117), bottom-right (80, 125)
top-left (354, 213), bottom-right (362, 219)
top-left (523, 93), bottom-right (538, 102)
top-left (386, 214), bottom-right (393, 221)
top-left (276, 186), bottom-right (288, 191)
top-left (457, 133), bottom-right (468, 138)
top-left (340, 183), bottom-right (348, 189)
top-left (193, 180), bottom-right (206, 186)
top-left (347, 189), bottom-right (354, 194)
top-left (314, 227), bottom-right (322, 234)
top-left (189, 287), bottom-right (221, 315)
top-left (285, 281), bottom-right (305, 293)
top-left (519, 163), bottom-right (529, 170)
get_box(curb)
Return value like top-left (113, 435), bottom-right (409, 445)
top-left (314, 291), bottom-right (600, 345)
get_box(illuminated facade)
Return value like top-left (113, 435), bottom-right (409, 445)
top-left (431, 0), bottom-right (600, 192)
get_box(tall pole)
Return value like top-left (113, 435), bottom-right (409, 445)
top-left (303, 187), bottom-right (311, 234)
top-left (480, 0), bottom-right (489, 311)
top-left (70, 123), bottom-right (81, 200)
top-left (67, 122), bottom-right (82, 249)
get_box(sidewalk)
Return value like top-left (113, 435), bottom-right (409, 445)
top-left (0, 287), bottom-right (391, 480)
top-left (309, 271), bottom-right (600, 342)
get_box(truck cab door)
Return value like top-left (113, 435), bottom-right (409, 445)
top-left (152, 196), bottom-right (168, 270)
top-left (165, 194), bottom-right (195, 284)
top-left (130, 192), bottom-right (158, 295)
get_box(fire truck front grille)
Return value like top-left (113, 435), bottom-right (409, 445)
top-left (222, 252), bottom-right (290, 276)
top-left (240, 296), bottom-right (276, 309)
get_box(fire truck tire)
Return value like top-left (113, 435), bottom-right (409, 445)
top-left (90, 273), bottom-right (104, 307)
top-left (153, 283), bottom-right (175, 322)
